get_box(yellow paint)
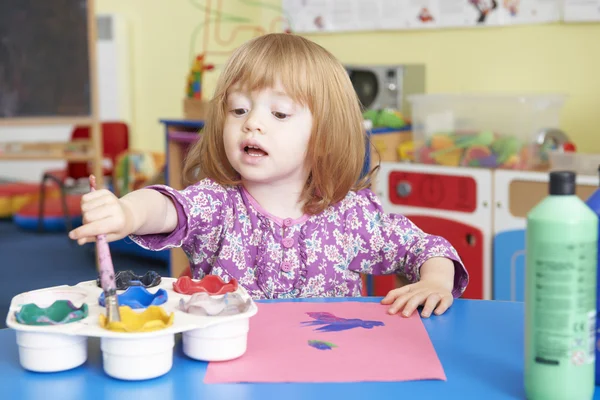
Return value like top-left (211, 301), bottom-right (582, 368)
top-left (94, 0), bottom-right (600, 153)
top-left (99, 306), bottom-right (174, 333)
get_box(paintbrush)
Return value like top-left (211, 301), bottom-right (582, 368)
top-left (89, 175), bottom-right (121, 322)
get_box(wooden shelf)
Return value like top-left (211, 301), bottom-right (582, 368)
top-left (0, 0), bottom-right (104, 186)
top-left (0, 153), bottom-right (95, 161)
top-left (0, 117), bottom-right (95, 127)
top-left (0, 140), bottom-right (93, 161)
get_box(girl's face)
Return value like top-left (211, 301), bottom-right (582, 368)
top-left (223, 80), bottom-right (313, 189)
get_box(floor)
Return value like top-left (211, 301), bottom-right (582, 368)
top-left (0, 219), bottom-right (168, 328)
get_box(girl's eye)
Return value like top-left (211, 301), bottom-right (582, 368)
top-left (272, 111), bottom-right (289, 120)
top-left (231, 108), bottom-right (247, 116)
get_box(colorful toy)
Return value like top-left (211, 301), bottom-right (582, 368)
top-left (186, 53), bottom-right (215, 100)
top-left (415, 130), bottom-right (531, 169)
top-left (363, 109), bottom-right (407, 129)
top-left (113, 150), bottom-right (166, 197)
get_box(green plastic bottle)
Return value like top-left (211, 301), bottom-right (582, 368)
top-left (525, 171), bottom-right (598, 400)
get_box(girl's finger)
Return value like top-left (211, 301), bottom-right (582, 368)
top-left (434, 294), bottom-right (454, 316)
top-left (69, 219), bottom-right (113, 241)
top-left (387, 289), bottom-right (424, 315)
top-left (420, 293), bottom-right (442, 318)
top-left (401, 291), bottom-right (430, 317)
top-left (80, 189), bottom-right (111, 204)
top-left (80, 194), bottom-right (115, 213)
top-left (82, 203), bottom-right (119, 225)
top-left (380, 284), bottom-right (414, 305)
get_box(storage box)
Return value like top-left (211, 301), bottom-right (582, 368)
top-left (548, 151), bottom-right (600, 177)
top-left (408, 94), bottom-right (566, 170)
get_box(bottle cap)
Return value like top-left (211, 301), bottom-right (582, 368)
top-left (549, 170), bottom-right (576, 195)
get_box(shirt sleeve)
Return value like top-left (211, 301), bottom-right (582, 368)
top-left (128, 179), bottom-right (229, 275)
top-left (346, 189), bottom-right (469, 298)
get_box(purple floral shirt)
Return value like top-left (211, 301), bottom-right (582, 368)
top-left (130, 178), bottom-right (469, 299)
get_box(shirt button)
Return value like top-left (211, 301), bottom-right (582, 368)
top-left (281, 261), bottom-right (292, 272)
top-left (283, 218), bottom-right (293, 227)
top-left (282, 238), bottom-right (294, 248)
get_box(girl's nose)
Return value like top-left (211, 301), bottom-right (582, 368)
top-left (242, 110), bottom-right (265, 134)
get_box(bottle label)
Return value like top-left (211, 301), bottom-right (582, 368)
top-left (531, 241), bottom-right (597, 367)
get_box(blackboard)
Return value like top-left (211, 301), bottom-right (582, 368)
top-left (0, 0), bottom-right (91, 119)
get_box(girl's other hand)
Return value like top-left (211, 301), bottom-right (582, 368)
top-left (381, 280), bottom-right (454, 318)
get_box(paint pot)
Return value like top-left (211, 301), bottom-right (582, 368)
top-left (98, 306), bottom-right (175, 380)
top-left (15, 288), bottom-right (88, 309)
top-left (16, 331), bottom-right (87, 372)
top-left (98, 286), bottom-right (168, 309)
top-left (182, 318), bottom-right (250, 362)
top-left (100, 334), bottom-right (175, 380)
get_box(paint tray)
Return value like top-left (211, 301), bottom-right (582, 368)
top-left (5, 276), bottom-right (258, 381)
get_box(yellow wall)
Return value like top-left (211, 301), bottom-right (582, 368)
top-left (96, 0), bottom-right (600, 153)
top-left (95, 0), bottom-right (265, 152)
top-left (303, 23), bottom-right (600, 152)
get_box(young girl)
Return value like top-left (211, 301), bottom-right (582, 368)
top-left (69, 33), bottom-right (469, 318)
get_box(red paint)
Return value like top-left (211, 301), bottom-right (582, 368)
top-left (372, 215), bottom-right (484, 300)
top-left (173, 275), bottom-right (239, 295)
top-left (388, 171), bottom-right (477, 213)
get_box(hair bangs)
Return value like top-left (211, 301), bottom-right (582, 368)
top-left (222, 36), bottom-right (312, 108)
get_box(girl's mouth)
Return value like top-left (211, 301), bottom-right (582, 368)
top-left (244, 145), bottom-right (268, 157)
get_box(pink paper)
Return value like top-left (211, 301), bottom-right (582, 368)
top-left (204, 302), bottom-right (446, 383)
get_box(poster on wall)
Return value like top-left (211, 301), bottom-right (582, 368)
top-left (281, 0), bottom-right (561, 33)
top-left (562, 0), bottom-right (600, 22)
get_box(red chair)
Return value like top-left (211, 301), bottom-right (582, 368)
top-left (37, 122), bottom-right (130, 232)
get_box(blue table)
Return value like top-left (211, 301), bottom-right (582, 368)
top-left (1, 297), bottom-right (596, 399)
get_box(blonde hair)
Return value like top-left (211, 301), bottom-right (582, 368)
top-left (183, 33), bottom-right (376, 215)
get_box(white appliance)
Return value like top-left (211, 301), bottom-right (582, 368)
top-left (344, 64), bottom-right (425, 117)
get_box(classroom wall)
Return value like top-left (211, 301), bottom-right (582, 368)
top-left (302, 23), bottom-right (600, 152)
top-left (96, 0), bottom-right (600, 153)
top-left (95, 0), bottom-right (267, 153)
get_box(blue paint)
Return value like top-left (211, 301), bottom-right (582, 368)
top-left (98, 286), bottom-right (168, 309)
top-left (493, 229), bottom-right (526, 302)
top-left (300, 311), bottom-right (384, 332)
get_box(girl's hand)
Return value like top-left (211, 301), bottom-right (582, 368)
top-left (381, 280), bottom-right (454, 318)
top-left (381, 257), bottom-right (456, 318)
top-left (69, 189), bottom-right (135, 245)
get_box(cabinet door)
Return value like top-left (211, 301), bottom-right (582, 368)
top-left (374, 162), bottom-right (493, 300)
top-left (492, 170), bottom-right (597, 301)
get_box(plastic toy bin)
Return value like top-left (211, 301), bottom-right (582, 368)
top-left (549, 151), bottom-right (600, 177)
top-left (408, 94), bottom-right (566, 169)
